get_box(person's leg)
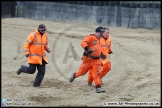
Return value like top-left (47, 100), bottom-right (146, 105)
top-left (75, 56), bottom-right (92, 77)
top-left (33, 59), bottom-right (46, 87)
top-left (88, 66), bottom-right (103, 85)
top-left (17, 64), bottom-right (37, 75)
top-left (87, 69), bottom-right (93, 85)
top-left (69, 56), bottom-right (92, 83)
top-left (99, 62), bottom-right (111, 85)
top-left (91, 63), bottom-right (101, 88)
top-left (91, 59), bottom-right (105, 93)
top-left (99, 62), bottom-right (111, 78)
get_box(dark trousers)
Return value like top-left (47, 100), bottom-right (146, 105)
top-left (22, 59), bottom-right (47, 86)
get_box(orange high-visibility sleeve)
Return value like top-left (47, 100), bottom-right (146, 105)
top-left (101, 35), bottom-right (112, 64)
top-left (24, 33), bottom-right (35, 55)
top-left (81, 34), bottom-right (101, 57)
top-left (81, 34), bottom-right (91, 49)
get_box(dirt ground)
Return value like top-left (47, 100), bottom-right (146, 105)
top-left (1, 18), bottom-right (161, 107)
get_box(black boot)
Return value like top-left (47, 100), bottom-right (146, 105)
top-left (69, 73), bottom-right (76, 83)
top-left (17, 65), bottom-right (23, 75)
top-left (17, 65), bottom-right (29, 75)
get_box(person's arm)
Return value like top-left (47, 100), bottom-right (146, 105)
top-left (24, 33), bottom-right (34, 57)
top-left (81, 35), bottom-right (93, 54)
top-left (44, 34), bottom-right (51, 53)
top-left (81, 35), bottom-right (90, 49)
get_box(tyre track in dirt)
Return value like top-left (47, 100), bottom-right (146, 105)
top-left (107, 35), bottom-right (160, 102)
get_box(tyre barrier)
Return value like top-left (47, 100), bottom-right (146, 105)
top-left (120, 2), bottom-right (125, 7)
top-left (77, 1), bottom-right (83, 5)
top-left (98, 1), bottom-right (104, 6)
top-left (130, 2), bottom-right (136, 8)
top-left (54, 1), bottom-right (160, 8)
top-left (109, 1), bottom-right (114, 6)
top-left (140, 3), bottom-right (147, 8)
top-left (94, 1), bottom-right (98, 6)
top-left (114, 1), bottom-right (120, 6)
top-left (153, 3), bottom-right (160, 8)
top-left (104, 1), bottom-right (109, 6)
top-left (125, 2), bottom-right (130, 7)
top-left (147, 3), bottom-right (153, 8)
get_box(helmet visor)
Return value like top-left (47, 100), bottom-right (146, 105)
top-left (100, 29), bottom-right (105, 34)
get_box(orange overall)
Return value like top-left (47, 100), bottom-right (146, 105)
top-left (74, 34), bottom-right (102, 88)
top-left (88, 35), bottom-right (112, 83)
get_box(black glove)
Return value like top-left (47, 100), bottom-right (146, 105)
top-left (109, 51), bottom-right (113, 54)
top-left (25, 54), bottom-right (29, 57)
top-left (84, 46), bottom-right (93, 54)
top-left (47, 48), bottom-right (51, 53)
top-left (100, 52), bottom-right (106, 60)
